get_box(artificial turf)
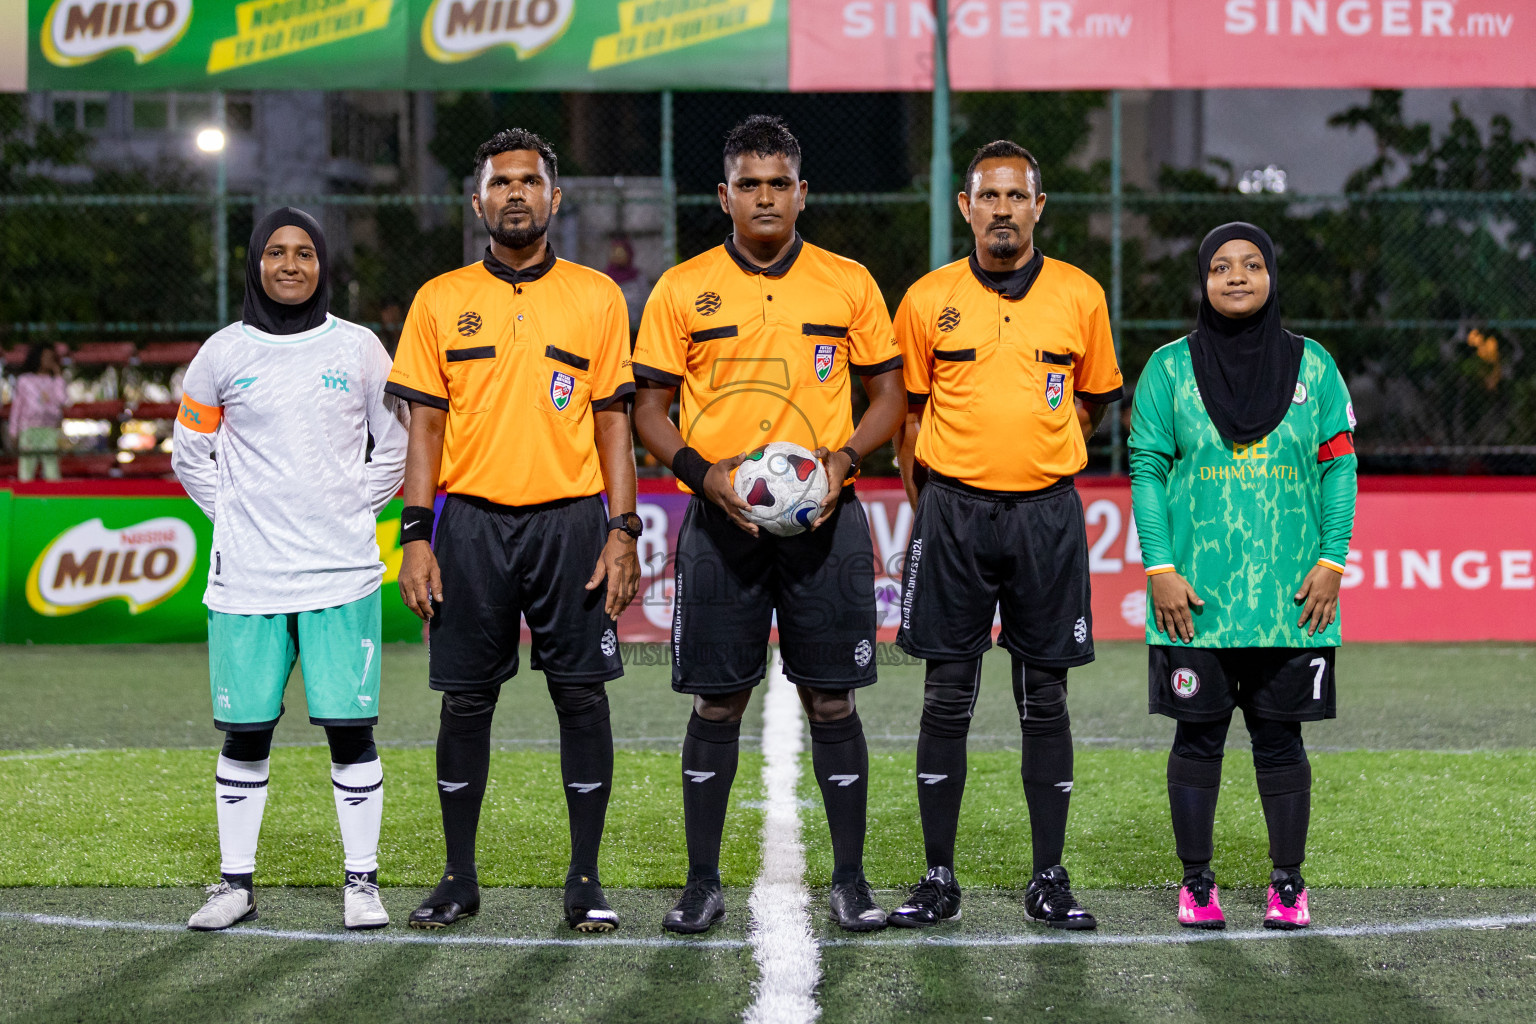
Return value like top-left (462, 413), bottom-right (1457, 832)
top-left (2, 641), bottom-right (1533, 1023)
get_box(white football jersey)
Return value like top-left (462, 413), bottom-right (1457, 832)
top-left (173, 315), bottom-right (409, 614)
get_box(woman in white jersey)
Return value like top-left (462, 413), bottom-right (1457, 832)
top-left (173, 208), bottom-right (409, 931)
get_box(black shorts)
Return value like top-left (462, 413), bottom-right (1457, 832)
top-left (671, 488), bottom-right (877, 695)
top-left (1148, 645), bottom-right (1337, 723)
top-left (428, 493), bottom-right (622, 691)
top-left (896, 474), bottom-right (1094, 668)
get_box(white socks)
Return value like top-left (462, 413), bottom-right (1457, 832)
top-left (214, 755), bottom-right (384, 878)
top-left (331, 759), bottom-right (384, 876)
top-left (215, 755), bottom-right (270, 877)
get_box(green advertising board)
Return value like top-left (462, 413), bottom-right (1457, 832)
top-left (27, 0), bottom-right (787, 90)
top-left (28, 0), bottom-right (408, 90)
top-left (1, 487), bottom-right (422, 644)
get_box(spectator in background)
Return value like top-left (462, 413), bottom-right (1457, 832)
top-left (604, 235), bottom-right (647, 339)
top-left (9, 344), bottom-right (67, 482)
top-left (377, 301), bottom-right (406, 359)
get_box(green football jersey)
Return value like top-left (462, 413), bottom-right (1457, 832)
top-left (1129, 337), bottom-right (1357, 648)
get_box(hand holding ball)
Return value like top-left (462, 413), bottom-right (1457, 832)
top-left (731, 442), bottom-right (830, 537)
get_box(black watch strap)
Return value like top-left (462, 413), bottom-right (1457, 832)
top-left (837, 445), bottom-right (861, 474)
top-left (607, 512), bottom-right (643, 539)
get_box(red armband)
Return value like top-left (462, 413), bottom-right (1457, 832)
top-left (1317, 431), bottom-right (1354, 462)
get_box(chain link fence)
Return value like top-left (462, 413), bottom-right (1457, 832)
top-left (3, 89), bottom-right (1534, 474)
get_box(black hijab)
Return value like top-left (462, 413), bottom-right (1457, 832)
top-left (1188, 222), bottom-right (1303, 444)
top-left (242, 207), bottom-right (329, 335)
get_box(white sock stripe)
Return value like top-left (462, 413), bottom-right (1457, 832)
top-left (215, 756), bottom-right (269, 783)
top-left (331, 779), bottom-right (383, 794)
top-left (744, 650), bottom-right (821, 1024)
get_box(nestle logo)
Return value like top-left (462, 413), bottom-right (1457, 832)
top-left (938, 307), bottom-right (961, 332)
top-left (695, 292), bottom-right (721, 316)
top-left (457, 311), bottom-right (482, 336)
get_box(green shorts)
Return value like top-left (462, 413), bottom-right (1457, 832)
top-left (208, 588), bottom-right (382, 731)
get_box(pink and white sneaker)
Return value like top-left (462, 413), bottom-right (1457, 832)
top-left (1264, 870), bottom-right (1310, 930)
top-left (1177, 871), bottom-right (1226, 930)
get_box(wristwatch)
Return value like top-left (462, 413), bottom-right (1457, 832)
top-left (607, 512), bottom-right (643, 539)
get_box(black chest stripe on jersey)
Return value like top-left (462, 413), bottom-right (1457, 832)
top-left (1036, 350), bottom-right (1073, 366)
top-left (545, 345), bottom-right (590, 371)
top-left (802, 323), bottom-right (848, 339)
top-left (934, 348), bottom-right (976, 362)
top-left (447, 346), bottom-right (496, 362)
top-left (689, 326), bottom-right (740, 344)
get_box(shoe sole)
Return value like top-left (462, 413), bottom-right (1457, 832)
top-left (188, 905), bottom-right (258, 932)
top-left (886, 908), bottom-right (962, 928)
top-left (1263, 918), bottom-right (1308, 931)
top-left (569, 910), bottom-right (619, 933)
top-left (346, 918), bottom-right (390, 931)
top-left (407, 908), bottom-right (478, 930)
top-left (661, 910), bottom-right (725, 935)
top-left (830, 914), bottom-right (888, 932)
top-left (1024, 909), bottom-right (1097, 931)
top-left (1179, 919), bottom-right (1226, 930)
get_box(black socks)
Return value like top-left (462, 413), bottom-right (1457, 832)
top-left (1256, 762), bottom-right (1312, 874)
top-left (436, 689), bottom-right (496, 884)
top-left (915, 659), bottom-right (981, 870)
top-left (1169, 712), bottom-right (1311, 878)
top-left (681, 712), bottom-right (741, 882)
top-left (551, 684), bottom-right (614, 881)
top-left (1016, 660), bottom-right (1074, 876)
top-left (808, 711), bottom-right (870, 885)
top-left (1167, 751), bottom-right (1224, 880)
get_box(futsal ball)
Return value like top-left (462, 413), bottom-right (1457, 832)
top-left (733, 442), bottom-right (829, 537)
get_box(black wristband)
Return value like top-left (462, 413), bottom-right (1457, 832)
top-left (400, 505), bottom-right (435, 545)
top-left (837, 445), bottom-right (861, 475)
top-left (671, 446), bottom-right (713, 495)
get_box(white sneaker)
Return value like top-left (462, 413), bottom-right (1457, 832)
top-left (188, 881), bottom-right (257, 931)
top-left (344, 874), bottom-right (389, 930)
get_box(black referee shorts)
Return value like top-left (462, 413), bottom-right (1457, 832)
top-left (428, 493), bottom-right (622, 691)
top-left (896, 474), bottom-right (1094, 668)
top-left (671, 488), bottom-right (878, 695)
top-left (1149, 645), bottom-right (1337, 723)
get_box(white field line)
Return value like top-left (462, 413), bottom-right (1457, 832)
top-left (2, 910), bottom-right (1531, 951)
top-left (0, 911), bottom-right (743, 948)
top-left (742, 652), bottom-right (820, 1024)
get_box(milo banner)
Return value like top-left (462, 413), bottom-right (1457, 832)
top-left (1, 482), bottom-right (421, 643)
top-left (27, 0), bottom-right (789, 90)
top-left (407, 0), bottom-right (787, 89)
top-left (7, 479), bottom-right (1535, 646)
top-left (28, 0), bottom-right (409, 89)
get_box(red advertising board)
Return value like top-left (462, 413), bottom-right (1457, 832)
top-left (7, 479), bottom-right (1533, 645)
top-left (789, 1), bottom-right (1536, 91)
top-left (617, 479), bottom-right (1536, 644)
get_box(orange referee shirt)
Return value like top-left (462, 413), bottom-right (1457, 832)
top-left (633, 235), bottom-right (901, 488)
top-left (897, 252), bottom-right (1123, 492)
top-left (386, 248), bottom-right (634, 507)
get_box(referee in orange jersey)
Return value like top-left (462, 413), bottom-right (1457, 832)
top-left (386, 129), bottom-right (641, 933)
top-left (633, 116), bottom-right (905, 935)
top-left (889, 141), bottom-right (1123, 931)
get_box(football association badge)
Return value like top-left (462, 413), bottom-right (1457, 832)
top-left (814, 343), bottom-right (836, 383)
top-left (1293, 382), bottom-right (1308, 404)
top-left (1045, 371), bottom-right (1066, 410)
top-left (1170, 668), bottom-right (1200, 699)
top-left (550, 371), bottom-right (574, 411)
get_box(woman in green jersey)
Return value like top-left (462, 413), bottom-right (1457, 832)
top-left (1129, 222), bottom-right (1357, 932)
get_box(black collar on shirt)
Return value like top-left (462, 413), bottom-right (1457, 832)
top-left (967, 247), bottom-right (1044, 301)
top-left (724, 232), bottom-right (804, 277)
top-left (482, 243), bottom-right (557, 287)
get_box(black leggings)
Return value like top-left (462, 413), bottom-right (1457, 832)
top-left (221, 725), bottom-right (378, 764)
top-left (920, 655), bottom-right (1069, 738)
top-left (1171, 711), bottom-right (1305, 772)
